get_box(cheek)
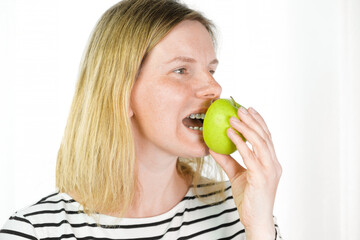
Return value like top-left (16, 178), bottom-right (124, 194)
top-left (131, 77), bottom-right (192, 128)
top-left (132, 84), bottom-right (171, 121)
top-left (143, 80), bottom-right (189, 107)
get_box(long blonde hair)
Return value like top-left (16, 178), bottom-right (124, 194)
top-left (56, 0), bottom-right (225, 217)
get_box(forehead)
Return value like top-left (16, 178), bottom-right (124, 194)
top-left (146, 20), bottom-right (216, 63)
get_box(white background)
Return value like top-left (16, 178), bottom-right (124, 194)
top-left (1, 0), bottom-right (359, 239)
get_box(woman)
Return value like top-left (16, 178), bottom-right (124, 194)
top-left (0, 0), bottom-right (282, 239)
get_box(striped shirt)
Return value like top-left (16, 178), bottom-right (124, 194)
top-left (0, 181), bottom-right (282, 239)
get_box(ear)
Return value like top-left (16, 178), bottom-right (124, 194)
top-left (128, 104), bottom-right (134, 118)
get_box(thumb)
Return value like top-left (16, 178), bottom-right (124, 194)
top-left (209, 150), bottom-right (246, 180)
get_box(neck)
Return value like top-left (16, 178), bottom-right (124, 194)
top-left (123, 140), bottom-right (191, 218)
top-left (66, 133), bottom-right (192, 218)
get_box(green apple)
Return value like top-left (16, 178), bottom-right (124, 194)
top-left (203, 96), bottom-right (246, 155)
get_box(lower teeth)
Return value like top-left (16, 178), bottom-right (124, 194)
top-left (189, 126), bottom-right (203, 131)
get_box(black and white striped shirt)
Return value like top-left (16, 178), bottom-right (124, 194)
top-left (0, 181), bottom-right (282, 239)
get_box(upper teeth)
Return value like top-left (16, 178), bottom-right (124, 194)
top-left (187, 113), bottom-right (205, 119)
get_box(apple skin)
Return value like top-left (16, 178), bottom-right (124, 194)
top-left (203, 97), bottom-right (247, 155)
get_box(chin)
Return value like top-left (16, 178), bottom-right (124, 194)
top-left (181, 144), bottom-right (209, 158)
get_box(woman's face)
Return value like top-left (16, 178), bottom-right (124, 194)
top-left (130, 20), bottom-right (222, 158)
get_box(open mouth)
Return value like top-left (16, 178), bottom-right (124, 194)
top-left (182, 113), bottom-right (205, 131)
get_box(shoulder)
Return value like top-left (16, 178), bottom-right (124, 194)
top-left (9, 191), bottom-right (79, 221)
top-left (0, 192), bottom-right (80, 239)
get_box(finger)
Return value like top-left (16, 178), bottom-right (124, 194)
top-left (226, 127), bottom-right (260, 171)
top-left (237, 107), bottom-right (270, 144)
top-left (235, 107), bottom-right (276, 164)
top-left (209, 149), bottom-right (246, 180)
top-left (247, 107), bottom-right (278, 162)
top-left (247, 107), bottom-right (272, 139)
top-left (229, 117), bottom-right (272, 167)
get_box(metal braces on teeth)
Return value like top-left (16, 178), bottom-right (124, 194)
top-left (187, 113), bottom-right (205, 120)
top-left (188, 126), bottom-right (203, 131)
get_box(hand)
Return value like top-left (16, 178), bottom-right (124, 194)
top-left (210, 106), bottom-right (282, 240)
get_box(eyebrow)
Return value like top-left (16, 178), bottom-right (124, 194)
top-left (166, 56), bottom-right (219, 65)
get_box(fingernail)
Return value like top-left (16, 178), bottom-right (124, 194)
top-left (248, 107), bottom-right (257, 114)
top-left (230, 116), bottom-right (240, 124)
top-left (240, 106), bottom-right (248, 114)
top-left (227, 127), bottom-right (236, 136)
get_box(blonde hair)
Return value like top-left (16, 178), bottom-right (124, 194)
top-left (56, 0), bottom-right (225, 217)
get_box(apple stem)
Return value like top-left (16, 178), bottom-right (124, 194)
top-left (230, 96), bottom-right (236, 105)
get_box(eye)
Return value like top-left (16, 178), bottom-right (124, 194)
top-left (173, 68), bottom-right (186, 74)
top-left (209, 70), bottom-right (216, 75)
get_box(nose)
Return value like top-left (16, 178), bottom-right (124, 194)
top-left (195, 72), bottom-right (222, 100)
